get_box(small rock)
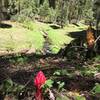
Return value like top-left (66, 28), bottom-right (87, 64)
top-left (40, 59), bottom-right (45, 64)
top-left (4, 95), bottom-right (15, 100)
top-left (94, 73), bottom-right (100, 79)
top-left (26, 48), bottom-right (36, 54)
top-left (20, 49), bottom-right (29, 53)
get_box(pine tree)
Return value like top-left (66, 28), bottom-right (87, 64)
top-left (93, 0), bottom-right (100, 37)
top-left (93, 0), bottom-right (100, 20)
top-left (38, 0), bottom-right (50, 21)
top-left (55, 0), bottom-right (68, 27)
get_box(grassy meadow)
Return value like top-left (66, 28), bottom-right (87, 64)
top-left (0, 20), bottom-right (88, 53)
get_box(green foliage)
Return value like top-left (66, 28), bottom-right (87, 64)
top-left (56, 96), bottom-right (70, 100)
top-left (55, 0), bottom-right (68, 27)
top-left (17, 56), bottom-right (28, 64)
top-left (0, 79), bottom-right (24, 94)
top-left (44, 79), bottom-right (53, 88)
top-left (8, 0), bottom-right (17, 15)
top-left (75, 95), bottom-right (86, 100)
top-left (20, 0), bottom-right (36, 17)
top-left (91, 83), bottom-right (100, 94)
top-left (53, 69), bottom-right (70, 76)
top-left (46, 8), bottom-right (56, 23)
top-left (80, 67), bottom-right (98, 77)
top-left (11, 14), bottom-right (26, 22)
top-left (57, 81), bottom-right (65, 92)
top-left (53, 62), bottom-right (100, 79)
top-left (9, 56), bottom-right (28, 64)
top-left (83, 0), bottom-right (93, 21)
top-left (74, 65), bottom-right (100, 77)
top-left (38, 0), bottom-right (50, 21)
top-left (93, 0), bottom-right (100, 20)
top-left (53, 69), bottom-right (74, 78)
top-left (42, 79), bottom-right (54, 92)
top-left (53, 70), bottom-right (61, 76)
top-left (1, 79), bottom-right (13, 93)
top-left (47, 29), bottom-right (73, 53)
top-left (94, 55), bottom-right (100, 61)
top-left (8, 0), bottom-right (94, 25)
top-left (9, 0), bottom-right (37, 22)
top-left (52, 0), bottom-right (93, 25)
top-left (95, 65), bottom-right (100, 72)
top-left (22, 19), bottom-right (35, 30)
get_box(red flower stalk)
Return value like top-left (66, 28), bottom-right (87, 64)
top-left (34, 71), bottom-right (46, 100)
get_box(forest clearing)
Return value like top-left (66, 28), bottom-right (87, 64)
top-left (0, 0), bottom-right (100, 100)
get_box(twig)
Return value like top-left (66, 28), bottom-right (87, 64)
top-left (24, 74), bottom-right (33, 87)
top-left (94, 35), bottom-right (100, 49)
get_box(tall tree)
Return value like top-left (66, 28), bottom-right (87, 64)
top-left (93, 0), bottom-right (100, 37)
top-left (0, 0), bottom-right (9, 20)
top-left (55, 0), bottom-right (68, 27)
top-left (38, 0), bottom-right (50, 21)
top-left (93, 0), bottom-right (100, 24)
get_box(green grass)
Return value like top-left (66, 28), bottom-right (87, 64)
top-left (23, 20), bottom-right (51, 31)
top-left (0, 20), bottom-right (87, 53)
top-left (0, 21), bottom-right (44, 52)
top-left (46, 22), bottom-right (87, 53)
top-left (25, 30), bottom-right (45, 50)
top-left (64, 23), bottom-right (87, 32)
top-left (47, 29), bottom-right (73, 53)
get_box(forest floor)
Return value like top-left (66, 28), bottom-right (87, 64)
top-left (0, 20), bottom-right (99, 100)
top-left (0, 54), bottom-right (100, 100)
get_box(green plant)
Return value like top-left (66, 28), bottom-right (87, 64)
top-left (91, 83), bottom-right (100, 95)
top-left (57, 81), bottom-right (65, 92)
top-left (5, 35), bottom-right (15, 52)
top-left (53, 70), bottom-right (61, 76)
top-left (55, 0), bottom-right (68, 27)
top-left (17, 56), bottom-right (28, 64)
top-left (56, 96), bottom-right (70, 100)
top-left (75, 95), bottom-right (86, 100)
top-left (42, 79), bottom-right (54, 91)
top-left (9, 56), bottom-right (28, 64)
top-left (38, 0), bottom-right (50, 21)
top-left (23, 19), bottom-right (35, 30)
top-left (47, 8), bottom-right (56, 23)
top-left (94, 55), bottom-right (100, 61)
top-left (9, 0), bottom-right (37, 21)
top-left (0, 79), bottom-right (24, 94)
top-left (80, 67), bottom-right (98, 77)
top-left (53, 69), bottom-right (73, 77)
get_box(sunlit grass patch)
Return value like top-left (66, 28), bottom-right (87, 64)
top-left (25, 30), bottom-right (45, 50)
top-left (0, 22), bottom-right (44, 52)
top-left (64, 24), bottom-right (87, 33)
top-left (22, 20), bottom-right (51, 31)
top-left (47, 29), bottom-right (73, 53)
top-left (21, 21), bottom-right (74, 53)
top-left (0, 21), bottom-right (87, 53)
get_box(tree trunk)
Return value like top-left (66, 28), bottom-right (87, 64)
top-left (0, 0), bottom-right (9, 20)
top-left (49, 0), bottom-right (56, 8)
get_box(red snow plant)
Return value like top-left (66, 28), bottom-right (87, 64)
top-left (34, 71), bottom-right (46, 100)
